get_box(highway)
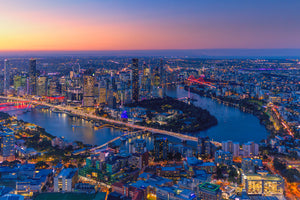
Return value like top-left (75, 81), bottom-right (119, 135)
top-left (0, 96), bottom-right (198, 142)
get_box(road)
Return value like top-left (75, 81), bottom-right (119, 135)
top-left (0, 96), bottom-right (198, 143)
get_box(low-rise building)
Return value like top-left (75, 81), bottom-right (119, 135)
top-left (198, 182), bottom-right (222, 200)
top-left (214, 150), bottom-right (233, 166)
top-left (242, 173), bottom-right (284, 196)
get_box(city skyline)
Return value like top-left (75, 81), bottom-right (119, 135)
top-left (1, 0), bottom-right (300, 51)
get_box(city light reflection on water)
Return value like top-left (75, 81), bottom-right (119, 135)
top-left (7, 87), bottom-right (268, 148)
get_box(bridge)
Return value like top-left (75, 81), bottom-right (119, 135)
top-left (89, 130), bottom-right (144, 153)
top-left (0, 96), bottom-right (198, 143)
top-left (0, 101), bottom-right (32, 112)
top-left (186, 75), bottom-right (216, 88)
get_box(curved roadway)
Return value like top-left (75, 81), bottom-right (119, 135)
top-left (0, 96), bottom-right (198, 142)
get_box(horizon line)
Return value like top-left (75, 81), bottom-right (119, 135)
top-left (1, 48), bottom-right (300, 52)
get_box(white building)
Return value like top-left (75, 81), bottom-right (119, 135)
top-left (233, 142), bottom-right (240, 157)
top-left (242, 142), bottom-right (259, 157)
top-left (54, 168), bottom-right (78, 192)
top-left (222, 140), bottom-right (233, 152)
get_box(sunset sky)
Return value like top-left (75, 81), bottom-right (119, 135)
top-left (1, 0), bottom-right (300, 51)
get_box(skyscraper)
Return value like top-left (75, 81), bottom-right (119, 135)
top-left (132, 58), bottom-right (139, 102)
top-left (3, 59), bottom-right (8, 95)
top-left (29, 58), bottom-right (37, 95)
top-left (37, 76), bottom-right (48, 96)
top-left (83, 70), bottom-right (95, 107)
top-left (154, 137), bottom-right (168, 161)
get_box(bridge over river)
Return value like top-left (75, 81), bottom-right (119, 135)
top-left (0, 96), bottom-right (198, 145)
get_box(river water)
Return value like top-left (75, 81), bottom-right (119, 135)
top-left (166, 86), bottom-right (268, 143)
top-left (11, 86), bottom-right (268, 146)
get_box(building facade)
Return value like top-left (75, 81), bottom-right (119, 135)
top-left (154, 137), bottom-right (168, 161)
top-left (54, 168), bottom-right (78, 192)
top-left (83, 70), bottom-right (95, 107)
top-left (132, 58), bottom-right (139, 103)
top-left (29, 58), bottom-right (37, 95)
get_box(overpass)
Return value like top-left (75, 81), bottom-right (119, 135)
top-left (89, 130), bottom-right (144, 154)
top-left (0, 96), bottom-right (198, 143)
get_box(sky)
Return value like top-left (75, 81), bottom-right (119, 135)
top-left (1, 0), bottom-right (300, 51)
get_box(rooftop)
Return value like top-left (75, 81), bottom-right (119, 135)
top-left (199, 182), bottom-right (220, 192)
top-left (244, 174), bottom-right (283, 181)
top-left (57, 168), bottom-right (78, 179)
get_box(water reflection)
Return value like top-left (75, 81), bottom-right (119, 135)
top-left (9, 86), bottom-right (268, 147)
top-left (166, 86), bottom-right (268, 143)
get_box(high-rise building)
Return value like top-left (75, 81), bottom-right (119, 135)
top-left (141, 62), bottom-right (151, 98)
top-left (198, 136), bottom-right (211, 157)
top-left (242, 141), bottom-right (259, 157)
top-left (152, 65), bottom-right (160, 87)
top-left (37, 76), bottom-right (48, 96)
top-left (83, 70), bottom-right (95, 107)
top-left (233, 142), bottom-right (240, 157)
top-left (154, 137), bottom-right (168, 161)
top-left (48, 79), bottom-right (58, 97)
top-left (132, 58), bottom-right (139, 102)
top-left (29, 58), bottom-right (37, 95)
top-left (159, 58), bottom-right (166, 97)
top-left (3, 59), bottom-right (8, 95)
top-left (98, 87), bottom-right (107, 105)
top-left (222, 140), bottom-right (233, 152)
top-left (13, 75), bottom-right (22, 91)
top-left (0, 131), bottom-right (15, 161)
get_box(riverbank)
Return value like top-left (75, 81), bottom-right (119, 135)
top-left (185, 86), bottom-right (277, 139)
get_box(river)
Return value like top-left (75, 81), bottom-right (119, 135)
top-left (10, 86), bottom-right (268, 146)
top-left (166, 86), bottom-right (268, 143)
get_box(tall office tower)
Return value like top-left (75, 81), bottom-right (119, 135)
top-left (59, 76), bottom-right (67, 96)
top-left (141, 62), bottom-right (152, 98)
top-left (152, 65), bottom-right (160, 87)
top-left (48, 79), bottom-right (58, 97)
top-left (105, 79), bottom-right (110, 103)
top-left (141, 62), bottom-right (148, 90)
top-left (0, 131), bottom-right (15, 161)
top-left (29, 58), bottom-right (37, 95)
top-left (37, 76), bottom-right (48, 96)
top-left (111, 74), bottom-right (117, 91)
top-left (159, 59), bottom-right (167, 96)
top-left (13, 75), bottom-right (21, 90)
top-left (98, 87), bottom-right (106, 105)
top-left (154, 137), bottom-right (168, 161)
top-left (132, 58), bottom-right (139, 103)
top-left (83, 70), bottom-right (95, 107)
top-left (3, 59), bottom-right (8, 95)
